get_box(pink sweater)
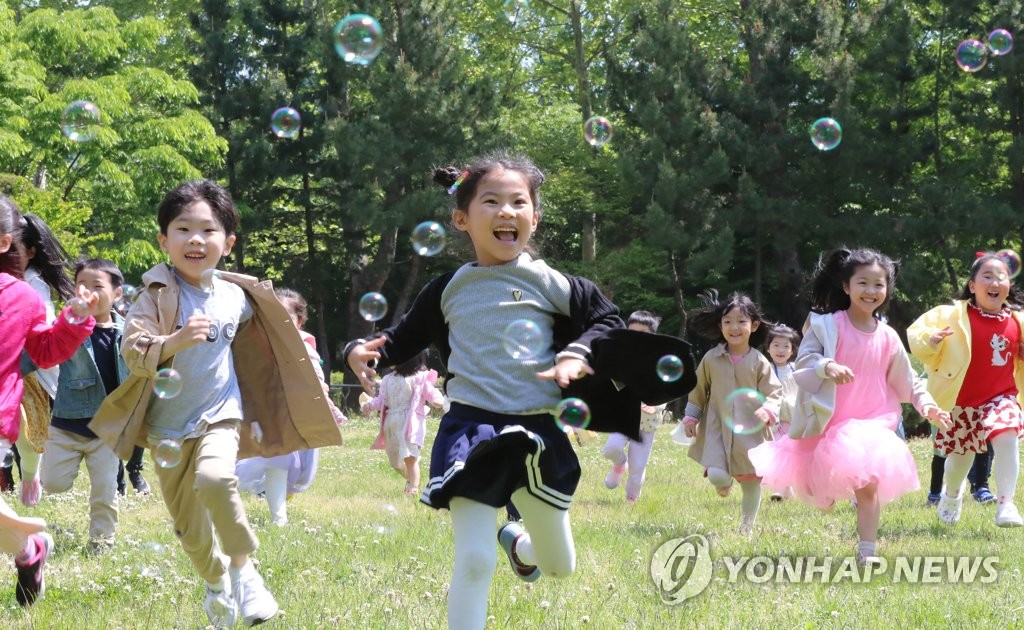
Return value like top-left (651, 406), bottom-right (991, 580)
top-left (0, 273), bottom-right (94, 442)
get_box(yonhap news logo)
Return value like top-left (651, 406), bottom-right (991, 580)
top-left (649, 535), bottom-right (998, 605)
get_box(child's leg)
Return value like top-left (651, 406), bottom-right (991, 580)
top-left (448, 497), bottom-right (499, 630)
top-left (929, 453), bottom-right (946, 495)
top-left (990, 431), bottom-right (1020, 505)
top-left (14, 433), bottom-right (40, 506)
top-left (403, 456), bottom-right (419, 491)
top-left (943, 451), bottom-right (975, 495)
top-left (39, 429), bottom-right (84, 495)
top-left (854, 481), bottom-right (881, 561)
top-left (739, 481), bottom-right (761, 531)
top-left (624, 431), bottom-right (656, 501)
top-left (509, 487), bottom-right (575, 577)
top-left (263, 467), bottom-right (289, 526)
top-left (968, 443), bottom-right (993, 493)
top-left (82, 441), bottom-right (119, 545)
top-left (192, 423), bottom-right (259, 567)
top-left (602, 433), bottom-right (628, 466)
top-left (126, 445), bottom-right (150, 494)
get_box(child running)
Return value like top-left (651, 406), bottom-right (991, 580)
top-left (750, 247), bottom-right (951, 565)
top-left (681, 290), bottom-right (782, 533)
top-left (763, 324), bottom-right (801, 501)
top-left (0, 195), bottom-right (96, 605)
top-left (908, 251), bottom-right (1024, 527)
top-left (345, 151), bottom-right (692, 630)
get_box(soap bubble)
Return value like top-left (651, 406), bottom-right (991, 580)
top-left (809, 117), bottom-right (843, 151)
top-left (333, 14), bottom-right (384, 65)
top-left (988, 29), bottom-right (1014, 56)
top-left (502, 319), bottom-right (545, 360)
top-left (63, 297), bottom-right (89, 324)
top-left (61, 100), bottom-right (101, 142)
top-left (554, 398), bottom-right (591, 433)
top-left (723, 388), bottom-right (767, 435)
top-left (955, 39), bottom-right (988, 72)
top-left (656, 355), bottom-right (684, 382)
top-left (411, 221), bottom-right (446, 256)
top-left (359, 292), bottom-right (388, 321)
top-left (153, 368), bottom-right (183, 400)
top-left (583, 116), bottom-right (613, 147)
top-left (154, 439), bottom-right (182, 468)
top-left (270, 107), bottom-right (301, 139)
top-left (996, 249), bottom-right (1022, 279)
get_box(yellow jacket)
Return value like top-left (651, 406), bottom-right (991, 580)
top-left (907, 300), bottom-right (1024, 411)
top-left (90, 263), bottom-right (342, 460)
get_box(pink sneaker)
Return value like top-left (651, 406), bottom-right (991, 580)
top-left (21, 477), bottom-right (40, 507)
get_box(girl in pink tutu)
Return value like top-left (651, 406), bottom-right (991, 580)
top-left (750, 247), bottom-right (950, 565)
top-left (908, 251), bottom-right (1024, 527)
top-left (681, 290), bottom-right (782, 534)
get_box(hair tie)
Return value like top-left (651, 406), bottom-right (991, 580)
top-left (447, 170), bottom-right (469, 195)
top-left (976, 251), bottom-right (987, 259)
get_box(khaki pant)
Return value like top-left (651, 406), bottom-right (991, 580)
top-left (41, 428), bottom-right (119, 541)
top-left (152, 421), bottom-right (259, 584)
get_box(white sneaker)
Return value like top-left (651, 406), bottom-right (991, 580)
top-left (233, 562), bottom-right (279, 626)
top-left (203, 576), bottom-right (237, 629)
top-left (996, 502), bottom-right (1024, 528)
top-left (937, 484), bottom-right (965, 525)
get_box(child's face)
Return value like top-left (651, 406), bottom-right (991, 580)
top-left (453, 168), bottom-right (538, 267)
top-left (969, 259), bottom-right (1011, 314)
top-left (627, 322), bottom-right (653, 333)
top-left (157, 201), bottom-right (236, 288)
top-left (843, 263), bottom-right (888, 319)
top-left (767, 337), bottom-right (793, 366)
top-left (720, 306), bottom-right (758, 351)
top-left (76, 268), bottom-right (122, 323)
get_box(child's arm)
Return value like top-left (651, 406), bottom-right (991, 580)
top-left (538, 276), bottom-right (621, 387)
top-left (682, 357), bottom-right (711, 437)
top-left (120, 289), bottom-right (211, 377)
top-left (24, 287), bottom-right (96, 369)
top-left (907, 305), bottom-right (955, 365)
top-left (755, 358), bottom-right (783, 426)
top-left (888, 343), bottom-right (952, 430)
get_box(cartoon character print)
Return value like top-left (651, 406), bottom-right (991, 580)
top-left (991, 333), bottom-right (1011, 367)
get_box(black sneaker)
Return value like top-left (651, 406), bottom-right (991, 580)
top-left (15, 533), bottom-right (53, 606)
top-left (128, 471), bottom-right (151, 495)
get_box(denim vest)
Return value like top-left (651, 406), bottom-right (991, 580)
top-left (51, 314), bottom-right (130, 419)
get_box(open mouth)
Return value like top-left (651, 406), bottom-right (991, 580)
top-left (184, 252), bottom-right (206, 262)
top-left (494, 226), bottom-right (518, 242)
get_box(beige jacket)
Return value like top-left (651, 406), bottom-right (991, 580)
top-left (90, 263), bottom-right (342, 460)
top-left (685, 344), bottom-right (782, 478)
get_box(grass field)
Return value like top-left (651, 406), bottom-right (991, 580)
top-left (1, 416), bottom-right (1022, 629)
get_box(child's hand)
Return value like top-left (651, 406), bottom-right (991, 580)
top-left (925, 406), bottom-right (953, 432)
top-left (683, 417), bottom-right (698, 438)
top-left (536, 357), bottom-right (594, 388)
top-left (929, 326), bottom-right (954, 349)
top-left (824, 361), bottom-right (855, 384)
top-left (348, 337), bottom-right (386, 393)
top-left (172, 314), bottom-right (213, 350)
top-left (753, 407), bottom-right (771, 425)
top-left (70, 285), bottom-right (99, 320)
top-left (640, 403), bottom-right (656, 414)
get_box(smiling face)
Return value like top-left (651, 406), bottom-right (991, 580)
top-left (969, 258), bottom-right (1011, 314)
top-left (843, 263), bottom-right (888, 319)
top-left (767, 336), bottom-right (794, 366)
top-left (157, 200), bottom-right (235, 287)
top-left (452, 168), bottom-right (539, 267)
top-left (76, 267), bottom-right (122, 324)
top-left (720, 306), bottom-right (758, 353)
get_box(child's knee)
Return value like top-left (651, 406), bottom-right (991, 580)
top-left (454, 546), bottom-right (497, 582)
top-left (194, 469), bottom-right (234, 498)
top-left (537, 552), bottom-right (576, 578)
top-left (707, 467), bottom-right (732, 487)
top-left (41, 476), bottom-right (72, 493)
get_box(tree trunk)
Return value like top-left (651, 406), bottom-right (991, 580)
top-left (390, 253), bottom-right (423, 327)
top-left (669, 251), bottom-right (688, 338)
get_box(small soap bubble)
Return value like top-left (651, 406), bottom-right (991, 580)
top-left (996, 249), bottom-right (1022, 279)
top-left (63, 297), bottom-right (89, 324)
top-left (359, 292), bottom-right (388, 321)
top-left (988, 29), bottom-right (1014, 56)
top-left (153, 368), bottom-right (183, 400)
top-left (583, 116), bottom-right (613, 147)
top-left (122, 284), bottom-right (138, 301)
top-left (554, 398), bottom-right (591, 433)
top-left (154, 438), bottom-right (183, 468)
top-left (656, 355), bottom-right (684, 382)
top-left (809, 117), bottom-right (843, 151)
top-left (723, 388), bottom-right (767, 435)
top-left (955, 39), bottom-right (988, 72)
top-left (61, 100), bottom-right (101, 142)
top-left (271, 107), bottom-right (301, 139)
top-left (114, 298), bottom-right (131, 317)
top-left (411, 221), bottom-right (446, 256)
top-left (199, 269), bottom-right (219, 292)
top-left (333, 14), bottom-right (384, 65)
top-left (503, 0), bottom-right (530, 23)
top-left (379, 503), bottom-right (399, 516)
top-left (502, 319), bottom-right (545, 360)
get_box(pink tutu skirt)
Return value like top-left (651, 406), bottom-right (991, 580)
top-left (749, 413), bottom-right (919, 510)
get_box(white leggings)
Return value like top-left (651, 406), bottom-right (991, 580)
top-left (448, 488), bottom-right (575, 630)
top-left (944, 431), bottom-right (1020, 504)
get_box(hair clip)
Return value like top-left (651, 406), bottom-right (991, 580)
top-left (976, 251), bottom-right (988, 259)
top-left (447, 170), bottom-right (469, 195)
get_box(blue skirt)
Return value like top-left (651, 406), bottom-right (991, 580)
top-left (422, 402), bottom-right (581, 511)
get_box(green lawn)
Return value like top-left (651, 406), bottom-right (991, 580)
top-left (2, 418), bottom-right (1022, 628)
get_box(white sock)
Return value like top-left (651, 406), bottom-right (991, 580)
top-left (708, 467), bottom-right (732, 488)
top-left (740, 481), bottom-right (761, 522)
top-left (990, 431), bottom-right (1020, 505)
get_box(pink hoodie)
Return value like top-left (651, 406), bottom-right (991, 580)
top-left (363, 369), bottom-right (445, 448)
top-left (0, 273), bottom-right (94, 442)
